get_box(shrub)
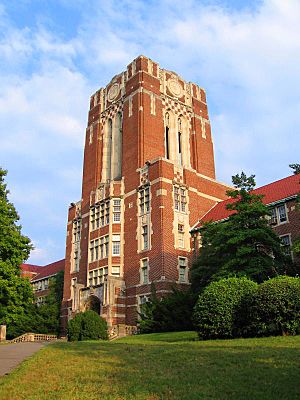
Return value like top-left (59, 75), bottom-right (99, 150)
top-left (193, 277), bottom-right (258, 340)
top-left (138, 287), bottom-right (196, 334)
top-left (67, 316), bottom-right (81, 341)
top-left (68, 311), bottom-right (108, 341)
top-left (247, 276), bottom-right (300, 337)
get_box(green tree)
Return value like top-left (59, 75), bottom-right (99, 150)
top-left (36, 271), bottom-right (64, 335)
top-left (138, 285), bottom-right (195, 333)
top-left (292, 194), bottom-right (300, 256)
top-left (289, 163), bottom-right (300, 175)
top-left (191, 172), bottom-right (288, 294)
top-left (0, 168), bottom-right (33, 333)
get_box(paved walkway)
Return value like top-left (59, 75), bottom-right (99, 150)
top-left (0, 342), bottom-right (46, 376)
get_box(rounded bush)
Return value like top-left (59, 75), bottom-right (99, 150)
top-left (68, 310), bottom-right (108, 341)
top-left (247, 276), bottom-right (300, 337)
top-left (67, 316), bottom-right (81, 341)
top-left (193, 277), bottom-right (258, 340)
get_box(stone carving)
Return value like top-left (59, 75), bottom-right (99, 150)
top-left (107, 83), bottom-right (120, 102)
top-left (167, 78), bottom-right (183, 98)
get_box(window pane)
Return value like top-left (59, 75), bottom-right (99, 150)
top-left (142, 225), bottom-right (148, 250)
top-left (112, 242), bottom-right (120, 255)
top-left (278, 205), bottom-right (287, 222)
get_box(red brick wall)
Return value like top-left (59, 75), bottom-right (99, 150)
top-left (62, 55), bottom-right (232, 328)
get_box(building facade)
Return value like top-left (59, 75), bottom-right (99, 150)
top-left (191, 174), bottom-right (300, 265)
top-left (61, 55), bottom-right (232, 332)
top-left (21, 259), bottom-right (65, 305)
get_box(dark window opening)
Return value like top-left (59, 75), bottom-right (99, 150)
top-left (165, 126), bottom-right (170, 159)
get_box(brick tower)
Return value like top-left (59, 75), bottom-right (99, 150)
top-left (61, 55), bottom-right (230, 333)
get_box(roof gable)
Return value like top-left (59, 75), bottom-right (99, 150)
top-left (21, 259), bottom-right (65, 281)
top-left (192, 174), bottom-right (300, 230)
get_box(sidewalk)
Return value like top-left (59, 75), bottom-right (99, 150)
top-left (0, 342), bottom-right (45, 376)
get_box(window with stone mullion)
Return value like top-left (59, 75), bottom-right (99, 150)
top-left (142, 225), bottom-right (149, 250)
top-left (179, 257), bottom-right (187, 282)
top-left (174, 186), bottom-right (187, 213)
top-left (113, 199), bottom-right (121, 222)
top-left (139, 186), bottom-right (150, 215)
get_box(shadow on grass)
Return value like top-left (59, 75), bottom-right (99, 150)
top-left (51, 338), bottom-right (300, 400)
top-left (0, 337), bottom-right (300, 400)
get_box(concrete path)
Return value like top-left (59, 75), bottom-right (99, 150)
top-left (0, 342), bottom-right (46, 376)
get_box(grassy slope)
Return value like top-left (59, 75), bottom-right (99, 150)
top-left (0, 332), bottom-right (299, 400)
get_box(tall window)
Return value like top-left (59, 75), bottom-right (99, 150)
top-left (90, 206), bottom-right (100, 230)
top-left (90, 207), bottom-right (95, 231)
top-left (107, 118), bottom-right (112, 181)
top-left (90, 201), bottom-right (110, 231)
top-left (178, 118), bottom-right (182, 166)
top-left (112, 235), bottom-right (121, 256)
top-left (114, 112), bottom-right (122, 180)
top-left (165, 113), bottom-right (170, 159)
top-left (281, 235), bottom-right (292, 257)
top-left (178, 224), bottom-right (185, 248)
top-left (138, 295), bottom-right (149, 313)
top-left (94, 239), bottom-right (99, 260)
top-left (100, 202), bottom-right (105, 226)
top-left (141, 259), bottom-right (149, 284)
top-left (100, 237), bottom-right (104, 259)
top-left (142, 225), bottom-right (149, 250)
top-left (71, 277), bottom-right (77, 309)
top-left (178, 257), bottom-right (187, 283)
top-left (105, 235), bottom-right (109, 257)
top-left (73, 248), bottom-right (80, 272)
top-left (90, 235), bottom-right (109, 262)
top-left (73, 219), bottom-right (81, 243)
top-left (139, 186), bottom-right (150, 214)
top-left (174, 186), bottom-right (187, 212)
top-left (277, 205), bottom-right (287, 223)
top-left (72, 219), bottom-right (81, 272)
top-left (105, 200), bottom-right (110, 224)
top-left (269, 208), bottom-right (277, 225)
top-left (113, 198), bottom-right (121, 222)
top-left (90, 241), bottom-right (95, 262)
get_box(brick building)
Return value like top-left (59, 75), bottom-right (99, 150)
top-left (191, 174), bottom-right (300, 264)
top-left (21, 259), bottom-right (65, 305)
top-left (61, 55), bottom-right (232, 332)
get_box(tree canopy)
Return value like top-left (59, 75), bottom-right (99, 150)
top-left (289, 163), bottom-right (300, 175)
top-left (0, 168), bottom-right (33, 328)
top-left (191, 172), bottom-right (289, 294)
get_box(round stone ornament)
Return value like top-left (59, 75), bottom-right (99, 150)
top-left (167, 78), bottom-right (183, 98)
top-left (107, 83), bottom-right (120, 102)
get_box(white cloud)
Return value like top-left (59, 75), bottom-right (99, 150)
top-left (1, 0), bottom-right (299, 264)
top-left (29, 238), bottom-right (61, 265)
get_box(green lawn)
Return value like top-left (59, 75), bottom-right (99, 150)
top-left (0, 332), bottom-right (299, 400)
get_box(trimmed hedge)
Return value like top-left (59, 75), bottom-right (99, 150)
top-left (247, 276), bottom-right (300, 337)
top-left (193, 277), bottom-right (258, 340)
top-left (68, 310), bottom-right (108, 341)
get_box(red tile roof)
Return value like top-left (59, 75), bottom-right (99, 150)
top-left (21, 259), bottom-right (65, 281)
top-left (192, 174), bottom-right (300, 231)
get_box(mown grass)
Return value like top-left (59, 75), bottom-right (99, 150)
top-left (0, 332), bottom-right (299, 400)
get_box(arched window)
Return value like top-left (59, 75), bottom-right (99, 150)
top-left (108, 118), bottom-right (112, 137)
top-left (114, 112), bottom-right (122, 180)
top-left (165, 113), bottom-right (170, 159)
top-left (107, 118), bottom-right (113, 180)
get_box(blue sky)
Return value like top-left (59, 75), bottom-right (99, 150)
top-left (0, 0), bottom-right (299, 265)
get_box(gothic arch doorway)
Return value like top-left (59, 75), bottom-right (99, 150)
top-left (84, 295), bottom-right (101, 314)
